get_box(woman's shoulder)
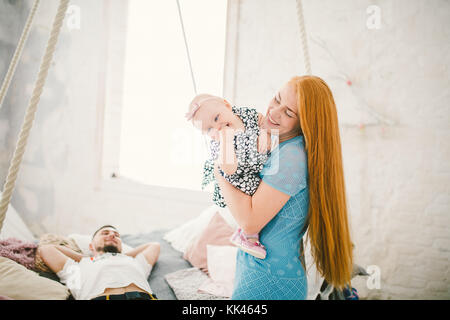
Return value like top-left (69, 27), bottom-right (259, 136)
top-left (277, 136), bottom-right (306, 161)
top-left (261, 135), bottom-right (308, 196)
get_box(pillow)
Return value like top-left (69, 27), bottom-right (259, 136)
top-left (217, 206), bottom-right (239, 230)
top-left (68, 233), bottom-right (134, 255)
top-left (0, 192), bottom-right (36, 242)
top-left (198, 245), bottom-right (237, 298)
top-left (0, 238), bottom-right (37, 270)
top-left (0, 256), bottom-right (70, 300)
top-left (164, 205), bottom-right (239, 254)
top-left (183, 212), bottom-right (235, 273)
top-left (163, 205), bottom-right (218, 253)
top-left (303, 230), bottom-right (325, 300)
top-left (34, 234), bottom-right (83, 273)
top-left (164, 267), bottom-right (229, 300)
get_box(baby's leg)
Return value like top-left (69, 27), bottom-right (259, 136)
top-left (241, 231), bottom-right (260, 244)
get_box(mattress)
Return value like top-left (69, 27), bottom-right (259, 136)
top-left (121, 229), bottom-right (192, 300)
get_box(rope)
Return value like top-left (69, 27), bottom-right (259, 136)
top-left (0, 0), bottom-right (70, 232)
top-left (0, 0), bottom-right (41, 110)
top-left (295, 0), bottom-right (312, 75)
top-left (175, 0), bottom-right (198, 95)
top-left (175, 0), bottom-right (212, 154)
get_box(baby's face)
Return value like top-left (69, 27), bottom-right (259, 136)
top-left (192, 99), bottom-right (235, 140)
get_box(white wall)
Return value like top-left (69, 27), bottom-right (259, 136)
top-left (226, 0), bottom-right (450, 300)
top-left (0, 0), bottom-right (212, 237)
top-left (1, 0), bottom-right (449, 299)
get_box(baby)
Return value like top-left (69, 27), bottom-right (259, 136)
top-left (185, 94), bottom-right (274, 259)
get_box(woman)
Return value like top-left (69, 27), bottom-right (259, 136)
top-left (214, 75), bottom-right (353, 300)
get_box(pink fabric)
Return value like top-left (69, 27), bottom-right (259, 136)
top-left (0, 238), bottom-right (37, 270)
top-left (0, 295), bottom-right (13, 300)
top-left (183, 212), bottom-right (235, 273)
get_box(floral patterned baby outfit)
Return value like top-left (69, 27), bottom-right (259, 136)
top-left (201, 106), bottom-right (270, 207)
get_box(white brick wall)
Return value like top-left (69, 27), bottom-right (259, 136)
top-left (229, 0), bottom-right (450, 299)
top-left (1, 0), bottom-right (448, 299)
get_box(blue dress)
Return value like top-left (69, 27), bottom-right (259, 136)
top-left (232, 135), bottom-right (309, 300)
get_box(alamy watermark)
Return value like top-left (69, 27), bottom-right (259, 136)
top-left (366, 5), bottom-right (381, 30)
top-left (366, 265), bottom-right (381, 290)
top-left (66, 5), bottom-right (81, 31)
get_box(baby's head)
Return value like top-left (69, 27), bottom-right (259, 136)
top-left (186, 94), bottom-right (235, 140)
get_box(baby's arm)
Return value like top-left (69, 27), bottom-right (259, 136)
top-left (218, 128), bottom-right (238, 175)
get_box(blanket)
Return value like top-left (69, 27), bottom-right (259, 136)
top-left (0, 238), bottom-right (37, 270)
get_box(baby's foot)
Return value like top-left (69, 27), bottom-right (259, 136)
top-left (230, 228), bottom-right (266, 259)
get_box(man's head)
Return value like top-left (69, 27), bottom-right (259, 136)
top-left (89, 225), bottom-right (122, 255)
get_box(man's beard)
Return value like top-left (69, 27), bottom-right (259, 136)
top-left (97, 244), bottom-right (120, 254)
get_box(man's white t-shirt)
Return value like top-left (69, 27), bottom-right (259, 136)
top-left (57, 252), bottom-right (153, 300)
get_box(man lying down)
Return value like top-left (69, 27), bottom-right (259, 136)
top-left (38, 225), bottom-right (160, 300)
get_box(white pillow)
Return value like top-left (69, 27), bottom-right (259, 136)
top-left (198, 245), bottom-right (237, 298)
top-left (216, 206), bottom-right (239, 229)
top-left (164, 204), bottom-right (239, 254)
top-left (163, 205), bottom-right (218, 253)
top-left (0, 192), bottom-right (36, 242)
top-left (68, 233), bottom-right (133, 255)
top-left (303, 230), bottom-right (324, 300)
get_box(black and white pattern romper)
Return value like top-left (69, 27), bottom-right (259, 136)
top-left (201, 106), bottom-right (270, 208)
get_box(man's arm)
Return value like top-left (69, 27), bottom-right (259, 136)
top-left (38, 244), bottom-right (84, 273)
top-left (126, 242), bottom-right (160, 266)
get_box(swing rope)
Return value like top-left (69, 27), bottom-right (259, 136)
top-left (0, 0), bottom-right (311, 232)
top-left (295, 0), bottom-right (312, 75)
top-left (0, 0), bottom-right (41, 110)
top-left (0, 0), bottom-right (70, 232)
top-left (176, 0), bottom-right (198, 95)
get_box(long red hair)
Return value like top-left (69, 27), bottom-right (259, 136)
top-left (290, 75), bottom-right (353, 289)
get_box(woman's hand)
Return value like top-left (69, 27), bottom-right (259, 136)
top-left (217, 127), bottom-right (238, 175)
top-left (257, 130), bottom-right (272, 154)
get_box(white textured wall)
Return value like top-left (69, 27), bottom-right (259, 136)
top-left (0, 0), bottom-right (211, 237)
top-left (227, 0), bottom-right (450, 299)
top-left (1, 0), bottom-right (449, 300)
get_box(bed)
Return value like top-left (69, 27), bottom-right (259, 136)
top-left (0, 202), bottom-right (368, 300)
top-left (122, 229), bottom-right (192, 300)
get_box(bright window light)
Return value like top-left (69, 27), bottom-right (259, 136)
top-left (119, 0), bottom-right (228, 191)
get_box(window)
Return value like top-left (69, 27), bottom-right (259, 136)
top-left (119, 0), bottom-right (228, 191)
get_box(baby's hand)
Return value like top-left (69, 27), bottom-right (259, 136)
top-left (257, 130), bottom-right (271, 154)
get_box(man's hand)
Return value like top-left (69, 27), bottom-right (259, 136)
top-left (126, 242), bottom-right (160, 266)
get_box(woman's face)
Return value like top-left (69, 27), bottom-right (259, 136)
top-left (261, 82), bottom-right (301, 140)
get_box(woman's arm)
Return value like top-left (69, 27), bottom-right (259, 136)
top-left (214, 162), bottom-right (291, 234)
